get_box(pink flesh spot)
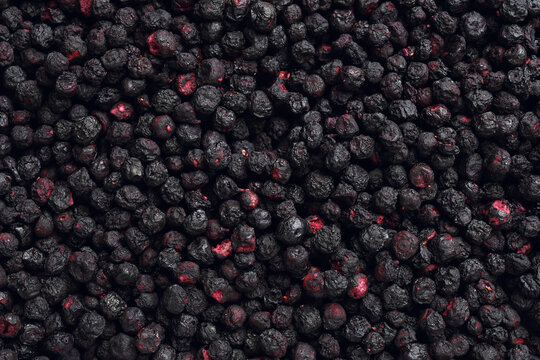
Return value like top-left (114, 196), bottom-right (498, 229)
top-left (443, 298), bottom-right (455, 316)
top-left (68, 49), bottom-right (81, 61)
top-left (244, 190), bottom-right (259, 209)
top-left (79, 0), bottom-right (92, 16)
top-left (517, 242), bottom-right (531, 254)
top-left (236, 242), bottom-right (256, 253)
top-left (303, 272), bottom-right (324, 293)
top-left (492, 200), bottom-right (510, 214)
top-left (212, 290), bottom-right (224, 303)
top-left (110, 103), bottom-right (131, 120)
top-left (212, 240), bottom-right (232, 257)
top-left (178, 74), bottom-right (196, 95)
top-left (202, 349), bottom-right (211, 360)
top-left (178, 274), bottom-right (195, 284)
top-left (308, 216), bottom-right (324, 234)
top-left (348, 275), bottom-right (368, 299)
top-left (63, 297), bottom-right (74, 309)
top-left (147, 33), bottom-right (161, 55)
top-left (424, 264), bottom-right (437, 272)
top-left (271, 168), bottom-right (282, 179)
top-left (419, 309), bottom-right (430, 323)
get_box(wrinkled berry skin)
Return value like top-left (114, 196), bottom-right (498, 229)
top-left (0, 0), bottom-right (537, 359)
top-left (260, 329), bottom-right (288, 357)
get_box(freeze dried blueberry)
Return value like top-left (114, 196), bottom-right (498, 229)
top-left (15, 80), bottom-right (42, 111)
top-left (294, 306), bottom-right (321, 336)
top-left (0, 233), bottom-right (18, 258)
top-left (343, 315), bottom-right (370, 343)
top-left (276, 216), bottom-right (306, 245)
top-left (222, 304), bottom-right (247, 330)
top-left (47, 186), bottom-right (73, 213)
top-left (312, 225), bottom-right (341, 254)
top-left (325, 143), bottom-right (351, 173)
top-left (193, 85), bottom-right (221, 116)
top-left (68, 249), bottom-right (97, 282)
top-left (392, 231), bottom-right (419, 260)
top-left (321, 303), bottom-right (347, 331)
top-left (119, 307), bottom-right (146, 335)
top-left (115, 185), bottom-right (147, 211)
top-left (99, 292), bottom-right (127, 320)
top-left (73, 116), bottom-right (102, 145)
top-left (139, 205), bottom-right (166, 235)
top-left (305, 171), bottom-right (334, 200)
top-left (0, 0), bottom-right (537, 357)
top-left (109, 333), bottom-right (138, 360)
top-left (260, 329), bottom-right (287, 357)
top-left (44, 332), bottom-right (74, 356)
top-left (136, 323), bottom-right (165, 354)
top-left (409, 163), bottom-right (434, 188)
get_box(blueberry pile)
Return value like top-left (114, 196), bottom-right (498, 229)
top-left (0, 0), bottom-right (538, 359)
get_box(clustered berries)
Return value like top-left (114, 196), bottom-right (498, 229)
top-left (0, 0), bottom-right (538, 359)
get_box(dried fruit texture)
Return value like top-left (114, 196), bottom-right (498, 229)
top-left (0, 0), bottom-right (537, 359)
